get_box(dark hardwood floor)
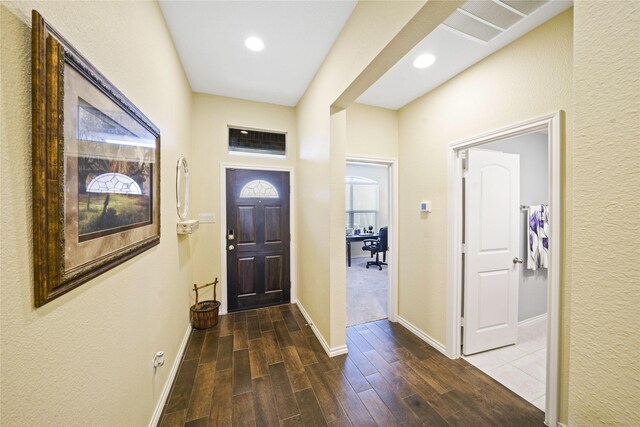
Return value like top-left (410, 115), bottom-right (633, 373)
top-left (159, 304), bottom-right (543, 426)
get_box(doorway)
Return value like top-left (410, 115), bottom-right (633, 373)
top-left (345, 161), bottom-right (390, 326)
top-left (225, 168), bottom-right (291, 312)
top-left (447, 112), bottom-right (562, 426)
top-left (462, 132), bottom-right (549, 412)
top-left (344, 157), bottom-right (399, 327)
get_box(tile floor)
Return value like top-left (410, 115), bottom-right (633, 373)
top-left (463, 318), bottom-right (547, 411)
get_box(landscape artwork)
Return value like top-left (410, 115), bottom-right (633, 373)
top-left (31, 9), bottom-right (161, 306)
top-left (76, 98), bottom-right (154, 241)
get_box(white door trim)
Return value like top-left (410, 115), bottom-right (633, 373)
top-left (345, 154), bottom-right (399, 322)
top-left (219, 163), bottom-right (296, 315)
top-left (446, 112), bottom-right (562, 426)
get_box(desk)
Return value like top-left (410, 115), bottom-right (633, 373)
top-left (346, 233), bottom-right (378, 267)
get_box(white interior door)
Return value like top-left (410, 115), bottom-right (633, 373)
top-left (463, 149), bottom-right (520, 355)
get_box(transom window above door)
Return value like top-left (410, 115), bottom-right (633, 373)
top-left (345, 176), bottom-right (378, 231)
top-left (228, 127), bottom-right (286, 157)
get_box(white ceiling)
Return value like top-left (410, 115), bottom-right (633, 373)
top-left (160, 1), bottom-right (571, 110)
top-left (159, 1), bottom-right (356, 107)
top-left (357, 0), bottom-right (573, 109)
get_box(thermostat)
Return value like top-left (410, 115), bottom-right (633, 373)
top-left (420, 201), bottom-right (432, 212)
top-left (177, 219), bottom-right (200, 234)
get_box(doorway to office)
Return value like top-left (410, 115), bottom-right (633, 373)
top-left (345, 158), bottom-right (397, 326)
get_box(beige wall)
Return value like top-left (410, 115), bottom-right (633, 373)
top-left (1, 2), bottom-right (637, 425)
top-left (188, 93), bottom-right (297, 307)
top-left (346, 103), bottom-right (398, 258)
top-left (569, 2), bottom-right (639, 425)
top-left (329, 110), bottom-right (348, 349)
top-left (346, 103), bottom-right (399, 158)
top-left (0, 2), bottom-right (193, 426)
top-left (296, 0), bottom-right (426, 348)
top-left (397, 9), bottom-right (573, 422)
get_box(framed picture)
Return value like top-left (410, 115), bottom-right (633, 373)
top-left (32, 10), bottom-right (161, 307)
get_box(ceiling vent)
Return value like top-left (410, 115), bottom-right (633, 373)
top-left (443, 0), bottom-right (549, 43)
top-left (444, 10), bottom-right (502, 42)
top-left (500, 0), bottom-right (549, 15)
top-left (461, 1), bottom-right (522, 30)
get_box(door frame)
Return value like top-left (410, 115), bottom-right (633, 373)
top-left (345, 155), bottom-right (399, 322)
top-left (446, 112), bottom-right (562, 426)
top-left (220, 163), bottom-right (296, 315)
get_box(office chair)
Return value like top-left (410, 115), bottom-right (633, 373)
top-left (362, 227), bottom-right (388, 270)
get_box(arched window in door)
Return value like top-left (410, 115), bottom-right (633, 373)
top-left (239, 179), bottom-right (279, 198)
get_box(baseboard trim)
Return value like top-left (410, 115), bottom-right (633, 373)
top-left (397, 316), bottom-right (447, 356)
top-left (149, 324), bottom-right (192, 427)
top-left (295, 301), bottom-right (348, 357)
top-left (519, 313), bottom-right (547, 327)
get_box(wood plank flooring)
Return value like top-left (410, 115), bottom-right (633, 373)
top-left (159, 304), bottom-right (543, 426)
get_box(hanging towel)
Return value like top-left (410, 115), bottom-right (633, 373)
top-left (527, 204), bottom-right (549, 270)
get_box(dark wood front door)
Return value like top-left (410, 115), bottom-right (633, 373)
top-left (226, 169), bottom-right (290, 311)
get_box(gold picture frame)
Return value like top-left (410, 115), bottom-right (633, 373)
top-left (32, 10), bottom-right (161, 307)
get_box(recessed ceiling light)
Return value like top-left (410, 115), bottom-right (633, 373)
top-left (413, 54), bottom-right (436, 69)
top-left (245, 37), bottom-right (264, 52)
top-left (240, 130), bottom-right (249, 134)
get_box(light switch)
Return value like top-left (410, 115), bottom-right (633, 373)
top-left (198, 213), bottom-right (216, 223)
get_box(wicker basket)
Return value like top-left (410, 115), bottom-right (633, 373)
top-left (190, 278), bottom-right (220, 330)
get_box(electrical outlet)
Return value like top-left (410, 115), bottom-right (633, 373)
top-left (198, 213), bottom-right (216, 223)
top-left (153, 351), bottom-right (165, 368)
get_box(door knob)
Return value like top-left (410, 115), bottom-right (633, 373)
top-left (228, 245), bottom-right (235, 251)
top-left (513, 257), bottom-right (523, 264)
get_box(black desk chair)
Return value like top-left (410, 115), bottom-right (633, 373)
top-left (362, 227), bottom-right (388, 270)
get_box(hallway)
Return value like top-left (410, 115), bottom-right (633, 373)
top-left (160, 304), bottom-right (543, 426)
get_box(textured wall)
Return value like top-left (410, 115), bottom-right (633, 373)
top-left (0, 2), bottom-right (193, 425)
top-left (397, 9), bottom-right (573, 422)
top-left (188, 93), bottom-right (297, 309)
top-left (346, 103), bottom-right (398, 159)
top-left (296, 0), bottom-right (425, 347)
top-left (345, 102), bottom-right (398, 258)
top-left (569, 2), bottom-right (640, 425)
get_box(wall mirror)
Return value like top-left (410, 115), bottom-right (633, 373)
top-left (176, 156), bottom-right (189, 221)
